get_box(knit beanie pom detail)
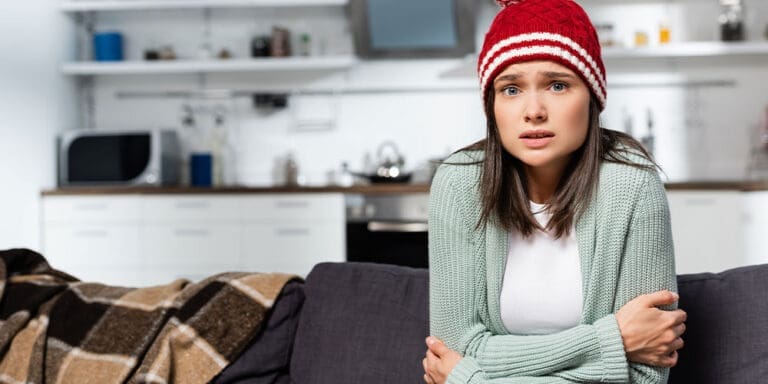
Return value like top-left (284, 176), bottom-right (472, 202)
top-left (495, 0), bottom-right (523, 9)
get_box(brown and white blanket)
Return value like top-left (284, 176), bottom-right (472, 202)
top-left (0, 248), bottom-right (299, 384)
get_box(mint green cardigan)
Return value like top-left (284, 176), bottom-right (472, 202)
top-left (428, 150), bottom-right (677, 383)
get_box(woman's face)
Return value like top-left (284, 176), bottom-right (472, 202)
top-left (493, 60), bottom-right (591, 176)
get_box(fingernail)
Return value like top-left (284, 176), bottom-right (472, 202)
top-left (426, 336), bottom-right (435, 345)
top-left (671, 291), bottom-right (679, 300)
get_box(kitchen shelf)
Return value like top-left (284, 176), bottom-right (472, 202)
top-left (602, 41), bottom-right (768, 59)
top-left (60, 0), bottom-right (348, 12)
top-left (61, 56), bottom-right (358, 75)
top-left (441, 41), bottom-right (768, 79)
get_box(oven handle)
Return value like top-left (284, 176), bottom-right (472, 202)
top-left (367, 221), bottom-right (428, 233)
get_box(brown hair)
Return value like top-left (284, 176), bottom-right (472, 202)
top-left (458, 88), bottom-right (656, 238)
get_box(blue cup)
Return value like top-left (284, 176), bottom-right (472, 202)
top-left (190, 153), bottom-right (213, 187)
top-left (93, 32), bottom-right (124, 61)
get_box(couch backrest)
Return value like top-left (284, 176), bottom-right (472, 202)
top-left (670, 263), bottom-right (768, 383)
top-left (291, 262), bottom-right (429, 384)
top-left (293, 262), bottom-right (768, 383)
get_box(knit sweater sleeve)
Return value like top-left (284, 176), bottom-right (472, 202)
top-left (429, 163), bottom-right (629, 383)
top-left (610, 169), bottom-right (677, 383)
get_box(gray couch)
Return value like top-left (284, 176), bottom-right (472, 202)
top-left (215, 262), bottom-right (768, 384)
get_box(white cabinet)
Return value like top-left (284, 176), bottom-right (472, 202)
top-left (743, 191), bottom-right (768, 267)
top-left (666, 191), bottom-right (746, 274)
top-left (239, 194), bottom-right (345, 276)
top-left (41, 193), bottom-right (345, 286)
top-left (42, 196), bottom-right (143, 285)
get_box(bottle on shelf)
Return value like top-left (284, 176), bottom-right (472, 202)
top-left (641, 108), bottom-right (656, 157)
top-left (718, 0), bottom-right (745, 42)
top-left (658, 21), bottom-right (671, 45)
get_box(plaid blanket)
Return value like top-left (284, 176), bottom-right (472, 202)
top-left (0, 248), bottom-right (300, 384)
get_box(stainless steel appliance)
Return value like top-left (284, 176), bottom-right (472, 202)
top-left (345, 193), bottom-right (429, 268)
top-left (58, 129), bottom-right (180, 187)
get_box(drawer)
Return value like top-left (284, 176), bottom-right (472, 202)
top-left (240, 194), bottom-right (344, 222)
top-left (42, 196), bottom-right (141, 223)
top-left (241, 221), bottom-right (345, 276)
top-left (141, 195), bottom-right (241, 223)
top-left (141, 224), bottom-right (241, 268)
top-left (43, 224), bottom-right (141, 270)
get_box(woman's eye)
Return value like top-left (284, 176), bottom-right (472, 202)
top-left (502, 86), bottom-right (519, 96)
top-left (551, 82), bottom-right (568, 92)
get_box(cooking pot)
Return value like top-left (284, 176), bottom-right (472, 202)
top-left (354, 141), bottom-right (412, 183)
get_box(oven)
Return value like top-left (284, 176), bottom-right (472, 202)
top-left (345, 193), bottom-right (429, 268)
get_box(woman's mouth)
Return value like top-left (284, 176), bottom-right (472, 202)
top-left (519, 130), bottom-right (555, 148)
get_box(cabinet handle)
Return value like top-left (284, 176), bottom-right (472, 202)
top-left (275, 201), bottom-right (310, 209)
top-left (74, 229), bottom-right (109, 238)
top-left (174, 201), bottom-right (212, 209)
top-left (275, 228), bottom-right (310, 236)
top-left (367, 221), bottom-right (428, 233)
top-left (174, 229), bottom-right (211, 237)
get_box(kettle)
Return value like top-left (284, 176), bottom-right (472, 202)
top-left (375, 141), bottom-right (406, 179)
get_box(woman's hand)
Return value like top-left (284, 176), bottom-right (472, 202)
top-left (616, 290), bottom-right (687, 367)
top-left (423, 336), bottom-right (463, 384)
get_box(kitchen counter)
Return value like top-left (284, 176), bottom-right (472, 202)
top-left (41, 183), bottom-right (432, 196)
top-left (41, 181), bottom-right (768, 196)
top-left (664, 181), bottom-right (768, 192)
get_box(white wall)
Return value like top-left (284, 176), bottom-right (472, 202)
top-left (0, 1), bottom-right (76, 250)
top-left (82, 0), bottom-right (768, 186)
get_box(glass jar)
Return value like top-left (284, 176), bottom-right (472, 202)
top-left (718, 0), bottom-right (745, 42)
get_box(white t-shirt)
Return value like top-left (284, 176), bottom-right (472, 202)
top-left (500, 201), bottom-right (583, 335)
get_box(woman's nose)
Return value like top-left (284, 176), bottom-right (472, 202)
top-left (524, 95), bottom-right (548, 123)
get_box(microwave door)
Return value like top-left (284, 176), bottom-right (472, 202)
top-left (66, 134), bottom-right (150, 184)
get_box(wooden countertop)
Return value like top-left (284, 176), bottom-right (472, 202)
top-left (664, 181), bottom-right (768, 192)
top-left (41, 183), bottom-right (432, 196)
top-left (41, 181), bottom-right (768, 196)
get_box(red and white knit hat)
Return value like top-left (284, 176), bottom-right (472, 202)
top-left (478, 0), bottom-right (607, 110)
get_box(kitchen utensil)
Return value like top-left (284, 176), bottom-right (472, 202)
top-left (93, 32), bottom-right (123, 61)
top-left (352, 141), bottom-right (412, 183)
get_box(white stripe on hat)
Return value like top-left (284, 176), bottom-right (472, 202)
top-left (481, 44), bottom-right (606, 107)
top-left (479, 32), bottom-right (606, 98)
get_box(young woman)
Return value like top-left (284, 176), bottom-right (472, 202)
top-left (423, 1), bottom-right (686, 383)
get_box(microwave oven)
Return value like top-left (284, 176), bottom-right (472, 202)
top-left (57, 129), bottom-right (180, 187)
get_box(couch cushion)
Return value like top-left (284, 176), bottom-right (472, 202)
top-left (290, 262), bottom-right (428, 384)
top-left (669, 263), bottom-right (768, 383)
top-left (212, 279), bottom-right (305, 384)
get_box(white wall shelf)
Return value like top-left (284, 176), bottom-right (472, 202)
top-left (441, 41), bottom-right (768, 79)
top-left (61, 56), bottom-right (357, 75)
top-left (61, 0), bottom-right (348, 12)
top-left (603, 41), bottom-right (768, 59)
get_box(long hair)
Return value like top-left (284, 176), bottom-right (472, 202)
top-left (459, 87), bottom-right (656, 238)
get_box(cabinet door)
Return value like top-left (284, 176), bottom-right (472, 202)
top-left (240, 193), bottom-right (344, 222)
top-left (667, 191), bottom-right (745, 274)
top-left (43, 196), bottom-right (141, 223)
top-left (43, 223), bottom-right (141, 284)
top-left (42, 195), bottom-right (143, 286)
top-left (743, 191), bottom-right (768, 267)
top-left (241, 221), bottom-right (345, 277)
top-left (240, 193), bottom-right (345, 276)
top-left (141, 224), bottom-right (242, 276)
top-left (141, 195), bottom-right (241, 223)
